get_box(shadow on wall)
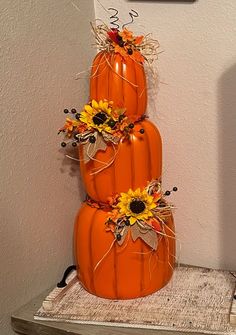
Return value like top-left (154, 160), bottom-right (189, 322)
top-left (59, 146), bottom-right (85, 202)
top-left (218, 64), bottom-right (236, 271)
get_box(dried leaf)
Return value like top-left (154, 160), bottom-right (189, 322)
top-left (96, 133), bottom-right (107, 151)
top-left (130, 224), bottom-right (140, 242)
top-left (82, 133), bottom-right (107, 163)
top-left (130, 224), bottom-right (158, 250)
top-left (139, 229), bottom-right (158, 250)
top-left (102, 132), bottom-right (120, 144)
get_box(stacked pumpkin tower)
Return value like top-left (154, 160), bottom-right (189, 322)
top-left (60, 25), bottom-right (176, 299)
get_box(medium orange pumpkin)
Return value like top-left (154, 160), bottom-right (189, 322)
top-left (79, 119), bottom-right (162, 203)
top-left (90, 51), bottom-right (147, 122)
top-left (74, 203), bottom-right (175, 299)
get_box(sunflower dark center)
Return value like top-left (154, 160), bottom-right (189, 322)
top-left (92, 112), bottom-right (108, 125)
top-left (129, 200), bottom-right (146, 214)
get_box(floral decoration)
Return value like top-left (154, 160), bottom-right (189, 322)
top-left (92, 23), bottom-right (159, 64)
top-left (107, 28), bottom-right (145, 63)
top-left (117, 187), bottom-right (157, 225)
top-left (105, 180), bottom-right (176, 250)
top-left (59, 99), bottom-right (134, 163)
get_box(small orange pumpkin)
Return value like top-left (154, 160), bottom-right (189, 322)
top-left (79, 119), bottom-right (162, 203)
top-left (74, 203), bottom-right (175, 299)
top-left (90, 51), bottom-right (147, 122)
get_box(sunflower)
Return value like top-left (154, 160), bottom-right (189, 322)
top-left (79, 99), bottom-right (116, 133)
top-left (117, 188), bottom-right (157, 225)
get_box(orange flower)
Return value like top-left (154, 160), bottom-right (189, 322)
top-left (109, 209), bottom-right (119, 221)
top-left (107, 196), bottom-right (115, 206)
top-left (76, 123), bottom-right (88, 133)
top-left (153, 191), bottom-right (162, 202)
top-left (134, 35), bottom-right (144, 45)
top-left (59, 118), bottom-right (79, 137)
top-left (119, 28), bottom-right (133, 42)
top-left (105, 221), bottom-right (115, 233)
top-left (114, 44), bottom-right (128, 58)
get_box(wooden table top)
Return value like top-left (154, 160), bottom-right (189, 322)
top-left (11, 265), bottom-right (236, 335)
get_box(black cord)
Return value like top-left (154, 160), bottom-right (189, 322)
top-left (57, 265), bottom-right (77, 288)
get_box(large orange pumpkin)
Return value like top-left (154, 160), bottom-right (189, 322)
top-left (74, 203), bottom-right (175, 299)
top-left (79, 119), bottom-right (162, 203)
top-left (90, 51), bottom-right (147, 122)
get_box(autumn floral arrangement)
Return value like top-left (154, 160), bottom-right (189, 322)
top-left (86, 180), bottom-right (176, 251)
top-left (59, 99), bottom-right (145, 163)
top-left (92, 23), bottom-right (159, 64)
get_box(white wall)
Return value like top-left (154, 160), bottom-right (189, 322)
top-left (0, 1), bottom-right (94, 334)
top-left (95, 0), bottom-right (236, 270)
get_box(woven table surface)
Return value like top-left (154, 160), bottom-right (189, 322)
top-left (34, 266), bottom-right (236, 335)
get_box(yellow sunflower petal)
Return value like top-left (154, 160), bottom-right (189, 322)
top-left (101, 100), bottom-right (108, 110)
top-left (149, 203), bottom-right (157, 210)
top-left (127, 189), bottom-right (134, 197)
top-left (134, 188), bottom-right (142, 197)
top-left (118, 196), bottom-right (127, 205)
top-left (80, 114), bottom-right (92, 125)
top-left (141, 189), bottom-right (149, 197)
top-left (104, 125), bottom-right (112, 133)
top-left (129, 216), bottom-right (137, 225)
top-left (106, 107), bottom-right (112, 116)
top-left (79, 116), bottom-right (87, 124)
top-left (80, 111), bottom-right (88, 118)
top-left (137, 213), bottom-right (146, 220)
top-left (98, 100), bottom-right (103, 109)
top-left (84, 105), bottom-right (94, 113)
top-left (91, 100), bottom-right (99, 109)
top-left (119, 207), bottom-right (127, 214)
top-left (119, 192), bottom-right (129, 200)
top-left (146, 195), bottom-right (155, 204)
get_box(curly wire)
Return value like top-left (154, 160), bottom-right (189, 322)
top-left (108, 7), bottom-right (120, 29)
top-left (122, 9), bottom-right (139, 29)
